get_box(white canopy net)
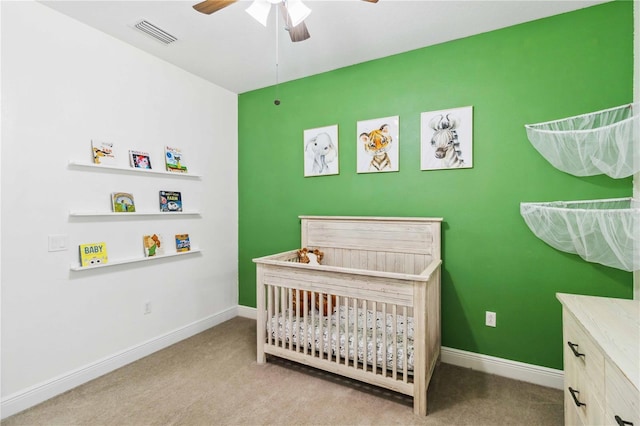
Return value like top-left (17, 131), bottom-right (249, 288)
top-left (525, 103), bottom-right (639, 179)
top-left (520, 198), bottom-right (640, 272)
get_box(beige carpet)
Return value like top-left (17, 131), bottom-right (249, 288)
top-left (2, 317), bottom-right (563, 425)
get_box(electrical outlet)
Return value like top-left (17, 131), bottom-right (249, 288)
top-left (485, 311), bottom-right (496, 327)
top-left (144, 301), bottom-right (152, 315)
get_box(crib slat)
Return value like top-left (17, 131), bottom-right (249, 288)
top-left (361, 299), bottom-right (367, 372)
top-left (344, 297), bottom-right (349, 367)
top-left (335, 296), bottom-right (341, 366)
top-left (392, 304), bottom-right (397, 380)
top-left (295, 289), bottom-right (301, 352)
top-left (352, 298), bottom-right (358, 370)
top-left (311, 292), bottom-right (317, 356)
top-left (267, 285), bottom-right (273, 346)
top-left (303, 290), bottom-right (309, 355)
top-left (318, 293), bottom-right (324, 360)
top-left (280, 286), bottom-right (286, 349)
top-left (276, 286), bottom-right (282, 347)
top-left (276, 286), bottom-right (280, 347)
top-left (273, 286), bottom-right (279, 348)
top-left (288, 288), bottom-right (293, 351)
top-left (327, 293), bottom-right (333, 361)
top-left (264, 285), bottom-right (269, 346)
top-left (273, 286), bottom-right (278, 347)
top-left (382, 303), bottom-right (387, 378)
top-left (371, 301), bottom-right (377, 374)
top-left (403, 305), bottom-right (408, 383)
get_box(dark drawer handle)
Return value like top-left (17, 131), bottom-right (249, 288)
top-left (568, 387), bottom-right (586, 407)
top-left (567, 341), bottom-right (585, 358)
top-left (614, 415), bottom-right (633, 426)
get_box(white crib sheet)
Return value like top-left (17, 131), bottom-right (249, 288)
top-left (267, 306), bottom-right (415, 372)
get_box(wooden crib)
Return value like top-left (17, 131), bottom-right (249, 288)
top-left (253, 216), bottom-right (442, 416)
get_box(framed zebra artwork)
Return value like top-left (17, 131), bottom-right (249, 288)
top-left (356, 115), bottom-right (400, 174)
top-left (420, 106), bottom-right (473, 171)
top-left (303, 124), bottom-right (339, 177)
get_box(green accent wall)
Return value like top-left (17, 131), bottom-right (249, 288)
top-left (238, 1), bottom-right (633, 370)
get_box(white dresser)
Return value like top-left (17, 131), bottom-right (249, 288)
top-left (557, 293), bottom-right (639, 426)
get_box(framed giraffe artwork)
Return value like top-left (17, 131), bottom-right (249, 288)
top-left (356, 115), bottom-right (400, 174)
top-left (420, 106), bottom-right (473, 171)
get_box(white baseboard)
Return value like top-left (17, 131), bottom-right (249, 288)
top-left (239, 305), bottom-right (563, 389)
top-left (236, 304), bottom-right (257, 319)
top-left (1, 306), bottom-right (238, 419)
top-left (441, 347), bottom-right (563, 390)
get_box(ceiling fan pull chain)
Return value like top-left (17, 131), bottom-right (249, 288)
top-left (274, 8), bottom-right (281, 105)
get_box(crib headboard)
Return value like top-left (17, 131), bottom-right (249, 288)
top-left (300, 215), bottom-right (442, 261)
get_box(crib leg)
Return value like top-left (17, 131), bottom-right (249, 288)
top-left (256, 319), bottom-right (265, 364)
top-left (256, 275), bottom-right (266, 365)
top-left (414, 392), bottom-right (427, 416)
top-left (256, 309), bottom-right (265, 364)
top-left (256, 325), bottom-right (265, 364)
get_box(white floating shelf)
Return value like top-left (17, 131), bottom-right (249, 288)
top-left (68, 161), bottom-right (202, 178)
top-left (69, 210), bottom-right (201, 217)
top-left (70, 249), bottom-right (201, 271)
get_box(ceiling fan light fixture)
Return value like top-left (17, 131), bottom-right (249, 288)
top-left (286, 0), bottom-right (311, 27)
top-left (246, 0), bottom-right (271, 27)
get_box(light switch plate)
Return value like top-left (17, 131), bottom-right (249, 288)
top-left (48, 234), bottom-right (68, 252)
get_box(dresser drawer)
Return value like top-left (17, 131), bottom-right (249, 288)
top-left (563, 310), bottom-right (605, 384)
top-left (564, 357), bottom-right (605, 426)
top-left (563, 309), bottom-right (606, 426)
top-left (565, 401), bottom-right (585, 426)
top-left (605, 360), bottom-right (639, 426)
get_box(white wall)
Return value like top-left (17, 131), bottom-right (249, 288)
top-left (1, 1), bottom-right (238, 417)
top-left (633, 0), bottom-right (639, 299)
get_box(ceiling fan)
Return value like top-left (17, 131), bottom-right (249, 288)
top-left (193, 0), bottom-right (379, 43)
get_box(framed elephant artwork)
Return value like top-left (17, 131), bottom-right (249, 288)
top-left (303, 124), bottom-right (339, 177)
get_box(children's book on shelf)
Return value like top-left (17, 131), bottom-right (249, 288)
top-left (159, 190), bottom-right (182, 212)
top-left (79, 242), bottom-right (108, 267)
top-left (91, 140), bottom-right (116, 165)
top-left (143, 234), bottom-right (164, 257)
top-left (175, 234), bottom-right (191, 252)
top-left (111, 192), bottom-right (136, 212)
top-left (129, 150), bottom-right (152, 169)
top-left (165, 146), bottom-right (188, 173)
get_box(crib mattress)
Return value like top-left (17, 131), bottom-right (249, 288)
top-left (267, 306), bottom-right (415, 372)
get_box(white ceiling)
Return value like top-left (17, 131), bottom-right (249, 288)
top-left (41, 0), bottom-right (609, 94)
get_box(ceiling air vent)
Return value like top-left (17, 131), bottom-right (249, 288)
top-left (134, 20), bottom-right (177, 45)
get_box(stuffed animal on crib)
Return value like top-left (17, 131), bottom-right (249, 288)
top-left (292, 248), bottom-right (335, 316)
top-left (291, 290), bottom-right (336, 317)
top-left (297, 248), bottom-right (324, 265)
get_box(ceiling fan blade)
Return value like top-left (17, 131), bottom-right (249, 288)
top-left (279, 3), bottom-right (311, 42)
top-left (288, 20), bottom-right (310, 42)
top-left (193, 0), bottom-right (237, 15)
top-left (361, 0), bottom-right (379, 2)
